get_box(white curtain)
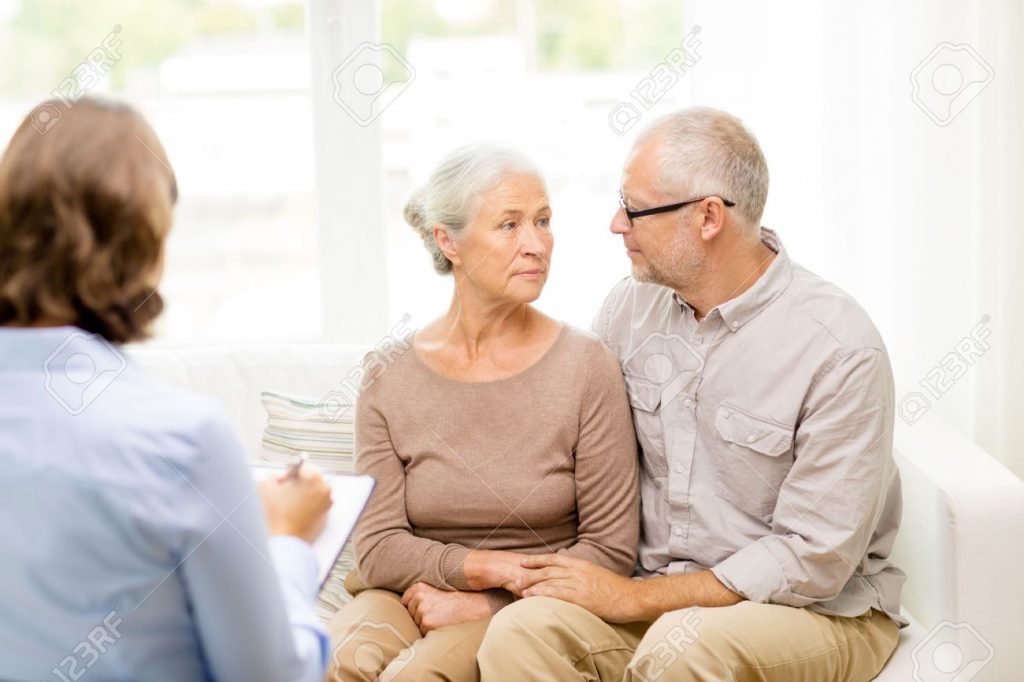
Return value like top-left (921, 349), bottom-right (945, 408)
top-left (685, 0), bottom-right (1024, 477)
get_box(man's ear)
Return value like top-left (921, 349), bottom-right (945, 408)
top-left (433, 223), bottom-right (460, 267)
top-left (697, 197), bottom-right (728, 242)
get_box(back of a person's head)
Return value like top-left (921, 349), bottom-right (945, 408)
top-left (0, 97), bottom-right (177, 343)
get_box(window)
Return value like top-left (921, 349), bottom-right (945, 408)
top-left (0, 0), bottom-right (319, 341)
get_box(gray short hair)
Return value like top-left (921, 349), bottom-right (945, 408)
top-left (404, 143), bottom-right (545, 274)
top-left (634, 107), bottom-right (769, 229)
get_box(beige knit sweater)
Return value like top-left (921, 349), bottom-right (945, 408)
top-left (352, 325), bottom-right (640, 602)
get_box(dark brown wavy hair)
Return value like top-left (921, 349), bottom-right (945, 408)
top-left (0, 97), bottom-right (177, 343)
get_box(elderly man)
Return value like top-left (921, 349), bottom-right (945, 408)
top-left (476, 107), bottom-right (906, 681)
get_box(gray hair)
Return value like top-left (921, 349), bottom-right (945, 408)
top-left (634, 107), bottom-right (769, 229)
top-left (403, 143), bottom-right (545, 275)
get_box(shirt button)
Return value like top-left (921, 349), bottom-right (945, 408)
top-left (731, 321), bottom-right (740, 330)
top-left (683, 398), bottom-right (694, 408)
top-left (675, 463), bottom-right (685, 474)
top-left (673, 525), bottom-right (683, 537)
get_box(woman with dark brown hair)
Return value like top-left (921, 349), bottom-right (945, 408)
top-left (0, 98), bottom-right (332, 681)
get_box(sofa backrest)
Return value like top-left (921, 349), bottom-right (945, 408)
top-left (128, 342), bottom-right (371, 456)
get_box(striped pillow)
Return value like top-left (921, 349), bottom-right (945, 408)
top-left (259, 390), bottom-right (356, 621)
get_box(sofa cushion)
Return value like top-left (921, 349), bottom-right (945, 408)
top-left (259, 390), bottom-right (357, 620)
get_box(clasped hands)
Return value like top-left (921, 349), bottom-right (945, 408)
top-left (401, 549), bottom-right (637, 635)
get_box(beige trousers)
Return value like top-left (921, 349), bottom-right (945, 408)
top-left (476, 597), bottom-right (899, 681)
top-left (326, 573), bottom-right (489, 682)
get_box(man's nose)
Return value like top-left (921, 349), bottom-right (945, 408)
top-left (610, 207), bottom-right (631, 235)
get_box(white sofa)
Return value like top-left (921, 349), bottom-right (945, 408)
top-left (127, 341), bottom-right (1024, 681)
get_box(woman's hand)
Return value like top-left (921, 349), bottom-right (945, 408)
top-left (401, 583), bottom-right (491, 634)
top-left (259, 466), bottom-right (332, 543)
top-left (462, 549), bottom-right (532, 591)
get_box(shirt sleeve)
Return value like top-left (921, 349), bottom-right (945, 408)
top-left (352, 368), bottom-right (473, 592)
top-left (556, 340), bottom-right (640, 575)
top-left (711, 348), bottom-right (897, 606)
top-left (267, 537), bottom-right (330, 676)
top-left (176, 410), bottom-right (328, 682)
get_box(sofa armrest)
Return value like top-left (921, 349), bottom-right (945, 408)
top-left (892, 418), bottom-right (1024, 681)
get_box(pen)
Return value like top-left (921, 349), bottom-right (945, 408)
top-left (279, 452), bottom-right (309, 482)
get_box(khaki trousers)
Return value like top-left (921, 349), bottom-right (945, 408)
top-left (476, 597), bottom-right (899, 681)
top-left (327, 573), bottom-right (489, 681)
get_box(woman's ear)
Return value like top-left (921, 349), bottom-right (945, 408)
top-left (433, 223), bottom-right (460, 267)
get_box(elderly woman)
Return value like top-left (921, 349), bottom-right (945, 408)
top-left (0, 99), bottom-right (332, 681)
top-left (327, 145), bottom-right (640, 681)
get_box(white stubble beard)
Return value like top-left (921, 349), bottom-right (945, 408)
top-left (632, 230), bottom-right (705, 294)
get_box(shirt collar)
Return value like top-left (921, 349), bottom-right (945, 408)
top-left (673, 228), bottom-right (794, 332)
top-left (0, 325), bottom-right (120, 370)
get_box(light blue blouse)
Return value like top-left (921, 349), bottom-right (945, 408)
top-left (0, 327), bottom-right (328, 681)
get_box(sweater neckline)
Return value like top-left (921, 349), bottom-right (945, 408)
top-left (408, 324), bottom-right (569, 387)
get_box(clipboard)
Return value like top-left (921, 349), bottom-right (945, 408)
top-left (251, 464), bottom-right (375, 587)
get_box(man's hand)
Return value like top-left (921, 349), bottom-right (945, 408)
top-left (515, 554), bottom-right (641, 623)
top-left (401, 583), bottom-right (492, 635)
top-left (517, 556), bottom-right (744, 622)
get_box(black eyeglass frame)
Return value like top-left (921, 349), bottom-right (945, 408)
top-left (618, 192), bottom-right (736, 225)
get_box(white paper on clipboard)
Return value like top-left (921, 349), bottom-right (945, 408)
top-left (251, 464), bottom-right (375, 587)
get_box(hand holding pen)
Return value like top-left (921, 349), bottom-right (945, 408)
top-left (278, 451), bottom-right (309, 482)
top-left (260, 451), bottom-right (332, 543)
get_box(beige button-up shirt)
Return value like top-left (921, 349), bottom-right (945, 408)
top-left (594, 229), bottom-right (906, 625)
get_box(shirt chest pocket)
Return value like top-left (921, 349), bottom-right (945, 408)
top-left (624, 375), bottom-right (668, 477)
top-left (712, 403), bottom-right (794, 516)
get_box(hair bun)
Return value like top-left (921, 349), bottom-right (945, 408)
top-left (403, 190), bottom-right (428, 236)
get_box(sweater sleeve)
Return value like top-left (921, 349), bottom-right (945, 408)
top-left (556, 339), bottom-right (640, 575)
top-left (351, 359), bottom-right (473, 592)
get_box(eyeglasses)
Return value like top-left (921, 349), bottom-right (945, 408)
top-left (618, 191), bottom-right (736, 226)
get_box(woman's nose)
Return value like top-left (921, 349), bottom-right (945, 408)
top-left (519, 223), bottom-right (549, 257)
